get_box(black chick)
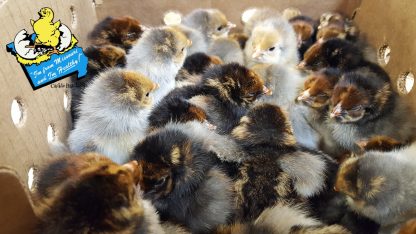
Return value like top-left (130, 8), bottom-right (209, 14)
top-left (147, 95), bottom-right (213, 133)
top-left (230, 103), bottom-right (333, 221)
top-left (329, 70), bottom-right (416, 152)
top-left (88, 16), bottom-right (143, 52)
top-left (299, 39), bottom-right (389, 83)
top-left (130, 129), bottom-right (234, 234)
top-left (189, 63), bottom-right (271, 134)
top-left (175, 52), bottom-right (222, 87)
top-left (289, 15), bottom-right (317, 59)
top-left (33, 153), bottom-right (167, 234)
top-left (70, 45), bottom-right (127, 125)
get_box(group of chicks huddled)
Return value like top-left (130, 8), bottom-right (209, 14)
top-left (31, 7), bottom-right (416, 234)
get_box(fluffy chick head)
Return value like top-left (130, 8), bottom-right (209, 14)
top-left (289, 16), bottom-right (316, 42)
top-left (185, 8), bottom-right (235, 39)
top-left (330, 71), bottom-right (393, 123)
top-left (248, 18), bottom-right (297, 65)
top-left (89, 16), bottom-right (143, 51)
top-left (35, 153), bottom-right (143, 233)
top-left (334, 155), bottom-right (398, 217)
top-left (84, 45), bottom-right (126, 68)
top-left (231, 103), bottom-right (296, 149)
top-left (182, 52), bottom-right (222, 75)
top-left (203, 63), bottom-right (270, 106)
top-left (131, 129), bottom-right (213, 201)
top-left (99, 69), bottom-right (158, 109)
top-left (140, 27), bottom-right (191, 67)
top-left (297, 68), bottom-right (341, 108)
top-left (299, 38), bottom-right (363, 71)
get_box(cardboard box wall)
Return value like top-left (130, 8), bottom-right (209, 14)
top-left (0, 0), bottom-right (415, 233)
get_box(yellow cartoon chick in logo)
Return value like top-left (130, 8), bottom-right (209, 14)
top-left (13, 7), bottom-right (78, 65)
top-left (30, 7), bottom-right (61, 54)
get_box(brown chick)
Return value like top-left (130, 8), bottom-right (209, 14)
top-left (33, 153), bottom-right (165, 234)
top-left (398, 219), bottom-right (416, 234)
top-left (88, 16), bottom-right (143, 52)
top-left (335, 153), bottom-right (416, 233)
top-left (175, 52), bottom-right (222, 87)
top-left (289, 15), bottom-right (317, 59)
top-left (328, 69), bottom-right (416, 152)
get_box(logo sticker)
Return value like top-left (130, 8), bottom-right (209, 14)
top-left (6, 7), bottom-right (88, 90)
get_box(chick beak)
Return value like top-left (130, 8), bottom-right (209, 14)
top-left (333, 185), bottom-right (339, 192)
top-left (153, 83), bottom-right (160, 91)
top-left (187, 39), bottom-right (192, 47)
top-left (263, 85), bottom-right (273, 96)
top-left (297, 90), bottom-right (311, 102)
top-left (252, 50), bottom-right (263, 59)
top-left (203, 120), bottom-right (217, 130)
top-left (330, 103), bottom-right (343, 118)
top-left (297, 61), bottom-right (307, 69)
top-left (122, 160), bottom-right (142, 185)
top-left (227, 22), bottom-right (236, 29)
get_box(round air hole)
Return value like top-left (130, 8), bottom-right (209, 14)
top-left (27, 166), bottom-right (36, 190)
top-left (47, 124), bottom-right (57, 143)
top-left (378, 45), bottom-right (391, 66)
top-left (397, 72), bottom-right (414, 95)
top-left (10, 98), bottom-right (26, 127)
top-left (70, 6), bottom-right (78, 29)
top-left (63, 90), bottom-right (71, 111)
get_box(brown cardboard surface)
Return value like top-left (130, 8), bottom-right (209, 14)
top-left (96, 0), bottom-right (361, 26)
top-left (0, 0), bottom-right (97, 186)
top-left (354, 0), bottom-right (416, 101)
top-left (0, 167), bottom-right (37, 234)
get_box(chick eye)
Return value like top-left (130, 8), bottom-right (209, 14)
top-left (126, 32), bottom-right (136, 39)
top-left (181, 47), bottom-right (185, 52)
top-left (269, 47), bottom-right (275, 51)
top-left (317, 93), bottom-right (329, 98)
top-left (146, 92), bottom-right (150, 97)
top-left (217, 25), bottom-right (224, 31)
top-left (154, 176), bottom-right (168, 187)
top-left (350, 105), bottom-right (363, 111)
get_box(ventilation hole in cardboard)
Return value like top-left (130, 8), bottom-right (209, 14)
top-left (378, 45), bottom-right (391, 66)
top-left (28, 166), bottom-right (36, 190)
top-left (11, 98), bottom-right (26, 127)
top-left (70, 6), bottom-right (78, 29)
top-left (397, 72), bottom-right (414, 94)
top-left (47, 124), bottom-right (57, 143)
top-left (63, 90), bottom-right (71, 111)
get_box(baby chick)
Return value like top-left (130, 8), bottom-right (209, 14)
top-left (318, 12), bottom-right (359, 41)
top-left (189, 63), bottom-right (271, 134)
top-left (300, 38), bottom-right (383, 75)
top-left (208, 37), bottom-right (244, 64)
top-left (130, 128), bottom-right (235, 233)
top-left (30, 7), bottom-right (61, 54)
top-left (289, 15), bottom-right (317, 59)
top-left (88, 16), bottom-right (143, 52)
top-left (126, 27), bottom-right (191, 104)
top-left (33, 153), bottom-right (165, 234)
top-left (244, 15), bottom-right (299, 67)
top-left (329, 70), bottom-right (416, 152)
top-left (70, 45), bottom-right (127, 125)
top-left (294, 68), bottom-right (348, 157)
top-left (335, 149), bottom-right (416, 233)
top-left (231, 103), bottom-right (332, 221)
top-left (182, 8), bottom-right (235, 44)
top-left (175, 52), bottom-right (221, 88)
top-left (68, 68), bottom-right (158, 164)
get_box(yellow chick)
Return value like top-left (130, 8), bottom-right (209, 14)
top-left (30, 7), bottom-right (61, 53)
